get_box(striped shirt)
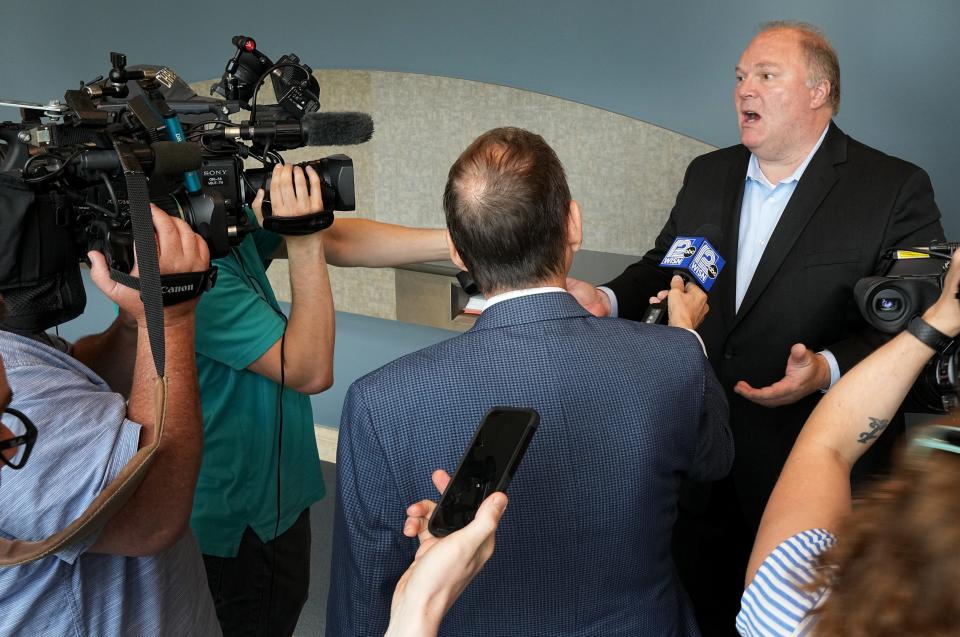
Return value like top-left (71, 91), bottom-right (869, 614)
top-left (736, 529), bottom-right (836, 637)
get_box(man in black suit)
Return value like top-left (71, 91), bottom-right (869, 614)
top-left (568, 20), bottom-right (944, 636)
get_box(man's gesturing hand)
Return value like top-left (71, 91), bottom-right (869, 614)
top-left (734, 343), bottom-right (831, 408)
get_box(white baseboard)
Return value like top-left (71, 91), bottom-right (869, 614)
top-left (314, 425), bottom-right (339, 464)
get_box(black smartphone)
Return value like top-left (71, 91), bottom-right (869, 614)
top-left (428, 406), bottom-right (539, 537)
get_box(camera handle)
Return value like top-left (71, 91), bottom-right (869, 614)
top-left (261, 209), bottom-right (335, 235)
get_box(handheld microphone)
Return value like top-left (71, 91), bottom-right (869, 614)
top-left (643, 225), bottom-right (725, 325)
top-left (211, 112), bottom-right (374, 148)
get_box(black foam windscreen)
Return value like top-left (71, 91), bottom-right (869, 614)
top-left (693, 223), bottom-right (723, 247)
top-left (300, 112), bottom-right (374, 146)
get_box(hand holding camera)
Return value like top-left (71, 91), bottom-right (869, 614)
top-left (251, 164), bottom-right (326, 240)
top-left (87, 205), bottom-right (210, 325)
top-left (921, 248), bottom-right (960, 338)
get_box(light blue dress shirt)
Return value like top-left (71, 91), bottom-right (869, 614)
top-left (736, 125), bottom-right (828, 311)
top-left (0, 330), bottom-right (221, 636)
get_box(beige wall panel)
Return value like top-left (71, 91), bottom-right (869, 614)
top-left (193, 71), bottom-right (713, 320)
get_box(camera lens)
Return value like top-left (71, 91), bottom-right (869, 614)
top-left (876, 296), bottom-right (902, 313)
top-left (243, 155), bottom-right (355, 212)
top-left (872, 289), bottom-right (907, 323)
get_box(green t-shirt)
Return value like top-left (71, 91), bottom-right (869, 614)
top-left (190, 226), bottom-right (325, 557)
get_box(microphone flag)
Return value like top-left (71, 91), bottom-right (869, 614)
top-left (659, 236), bottom-right (726, 292)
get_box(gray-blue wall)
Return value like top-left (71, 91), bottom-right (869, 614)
top-left (2, 0), bottom-right (957, 236)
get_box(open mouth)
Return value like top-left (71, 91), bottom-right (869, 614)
top-left (743, 111), bottom-right (761, 123)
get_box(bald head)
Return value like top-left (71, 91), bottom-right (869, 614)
top-left (443, 127), bottom-right (574, 295)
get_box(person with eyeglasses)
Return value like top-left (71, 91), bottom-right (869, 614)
top-left (0, 208), bottom-right (223, 635)
top-left (736, 248), bottom-right (960, 636)
top-left (1, 278), bottom-right (511, 637)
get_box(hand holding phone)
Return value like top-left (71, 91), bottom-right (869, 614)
top-left (427, 406), bottom-right (539, 537)
top-left (390, 472), bottom-right (508, 637)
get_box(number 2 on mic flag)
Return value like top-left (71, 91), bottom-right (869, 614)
top-left (659, 236), bottom-right (726, 291)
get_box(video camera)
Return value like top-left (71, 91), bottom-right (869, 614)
top-left (855, 241), bottom-right (960, 412)
top-left (0, 36), bottom-right (372, 332)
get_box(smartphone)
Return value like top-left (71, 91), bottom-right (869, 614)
top-left (428, 406), bottom-right (539, 537)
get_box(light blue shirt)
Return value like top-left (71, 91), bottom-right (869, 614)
top-left (736, 125), bottom-right (828, 311)
top-left (0, 330), bottom-right (220, 636)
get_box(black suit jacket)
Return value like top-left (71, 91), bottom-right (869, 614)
top-left (607, 122), bottom-right (944, 526)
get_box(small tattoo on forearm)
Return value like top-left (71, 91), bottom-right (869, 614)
top-left (857, 417), bottom-right (890, 444)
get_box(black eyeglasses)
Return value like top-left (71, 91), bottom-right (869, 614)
top-left (0, 407), bottom-right (37, 470)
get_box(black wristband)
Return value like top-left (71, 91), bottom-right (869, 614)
top-left (261, 210), bottom-right (335, 235)
top-left (906, 315), bottom-right (954, 352)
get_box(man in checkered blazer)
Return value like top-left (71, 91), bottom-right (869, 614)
top-left (327, 127), bottom-right (733, 637)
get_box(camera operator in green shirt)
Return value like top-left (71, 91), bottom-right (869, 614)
top-left (192, 163), bottom-right (447, 636)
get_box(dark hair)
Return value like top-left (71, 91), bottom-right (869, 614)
top-left (443, 127), bottom-right (572, 295)
top-left (760, 20), bottom-right (841, 115)
top-left (808, 427), bottom-right (960, 635)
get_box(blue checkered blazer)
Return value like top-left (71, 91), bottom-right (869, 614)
top-left (327, 291), bottom-right (732, 636)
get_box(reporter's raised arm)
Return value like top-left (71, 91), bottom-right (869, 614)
top-left (246, 164), bottom-right (336, 394)
top-left (321, 218), bottom-right (448, 268)
top-left (747, 249), bottom-right (960, 584)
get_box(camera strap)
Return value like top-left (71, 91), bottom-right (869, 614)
top-left (117, 143), bottom-right (168, 378)
top-left (0, 377), bottom-right (169, 566)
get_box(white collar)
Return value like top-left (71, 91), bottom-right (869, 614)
top-left (483, 286), bottom-right (568, 310)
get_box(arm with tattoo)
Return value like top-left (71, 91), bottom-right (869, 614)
top-left (746, 249), bottom-right (960, 585)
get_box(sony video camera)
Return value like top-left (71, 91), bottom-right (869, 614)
top-left (0, 36), bottom-right (371, 332)
top-left (855, 241), bottom-right (959, 412)
top-left (202, 35), bottom-right (370, 234)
